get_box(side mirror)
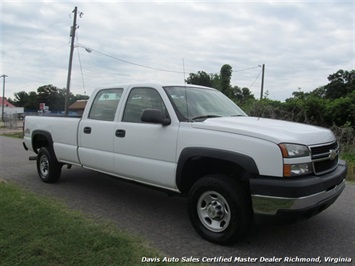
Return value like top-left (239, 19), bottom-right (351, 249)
top-left (141, 109), bottom-right (171, 126)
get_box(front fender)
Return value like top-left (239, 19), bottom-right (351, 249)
top-left (176, 147), bottom-right (259, 192)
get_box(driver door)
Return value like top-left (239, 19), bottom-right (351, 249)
top-left (113, 86), bottom-right (179, 189)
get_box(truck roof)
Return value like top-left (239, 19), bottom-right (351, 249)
top-left (95, 83), bottom-right (215, 91)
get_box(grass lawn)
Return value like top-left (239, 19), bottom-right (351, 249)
top-left (0, 132), bottom-right (23, 139)
top-left (0, 181), bottom-right (192, 266)
top-left (341, 151), bottom-right (355, 181)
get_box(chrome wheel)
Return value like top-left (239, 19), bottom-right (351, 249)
top-left (39, 154), bottom-right (49, 177)
top-left (188, 175), bottom-right (252, 244)
top-left (197, 191), bottom-right (231, 232)
top-left (36, 147), bottom-right (62, 183)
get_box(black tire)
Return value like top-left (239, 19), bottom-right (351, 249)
top-left (36, 147), bottom-right (62, 183)
top-left (188, 174), bottom-right (252, 245)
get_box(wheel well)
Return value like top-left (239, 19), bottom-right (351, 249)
top-left (32, 132), bottom-right (52, 153)
top-left (179, 157), bottom-right (251, 195)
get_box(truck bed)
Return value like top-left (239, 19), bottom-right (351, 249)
top-left (23, 116), bottom-right (82, 165)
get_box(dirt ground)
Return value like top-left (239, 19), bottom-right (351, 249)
top-left (0, 121), bottom-right (23, 134)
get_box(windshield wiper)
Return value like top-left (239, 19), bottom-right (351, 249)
top-left (191, 115), bottom-right (221, 121)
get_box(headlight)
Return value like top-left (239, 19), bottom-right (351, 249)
top-left (279, 144), bottom-right (310, 158)
top-left (279, 143), bottom-right (312, 177)
top-left (284, 163), bottom-right (313, 177)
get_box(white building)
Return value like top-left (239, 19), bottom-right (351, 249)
top-left (0, 97), bottom-right (24, 120)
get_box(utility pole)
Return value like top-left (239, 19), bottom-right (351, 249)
top-left (64, 6), bottom-right (78, 116)
top-left (260, 63), bottom-right (265, 100)
top-left (1, 74), bottom-right (8, 122)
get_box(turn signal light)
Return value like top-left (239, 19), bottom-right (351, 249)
top-left (283, 165), bottom-right (292, 177)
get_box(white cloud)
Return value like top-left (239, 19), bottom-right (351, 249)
top-left (1, 0), bottom-right (353, 102)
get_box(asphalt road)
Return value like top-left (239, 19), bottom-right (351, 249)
top-left (1, 136), bottom-right (354, 265)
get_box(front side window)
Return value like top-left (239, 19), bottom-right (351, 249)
top-left (88, 88), bottom-right (123, 121)
top-left (163, 86), bottom-right (247, 121)
top-left (122, 87), bottom-right (168, 123)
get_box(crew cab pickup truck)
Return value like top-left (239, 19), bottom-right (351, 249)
top-left (23, 83), bottom-right (347, 244)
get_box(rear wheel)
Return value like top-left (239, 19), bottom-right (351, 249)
top-left (36, 147), bottom-right (62, 183)
top-left (188, 174), bottom-right (252, 245)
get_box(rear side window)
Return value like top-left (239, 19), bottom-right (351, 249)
top-left (88, 88), bottom-right (123, 121)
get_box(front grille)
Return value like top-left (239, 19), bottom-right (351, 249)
top-left (311, 142), bottom-right (338, 158)
top-left (313, 154), bottom-right (338, 174)
top-left (310, 141), bottom-right (339, 175)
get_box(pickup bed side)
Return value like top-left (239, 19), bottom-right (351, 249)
top-left (24, 116), bottom-right (81, 165)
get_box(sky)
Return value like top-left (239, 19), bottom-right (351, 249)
top-left (1, 0), bottom-right (354, 102)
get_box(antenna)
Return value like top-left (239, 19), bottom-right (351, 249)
top-left (182, 58), bottom-right (186, 84)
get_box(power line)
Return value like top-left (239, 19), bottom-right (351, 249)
top-left (92, 49), bottom-right (185, 74)
top-left (232, 66), bottom-right (259, 72)
top-left (5, 15), bottom-right (68, 54)
top-left (249, 69), bottom-right (262, 89)
top-left (76, 42), bottom-right (185, 74)
top-left (77, 43), bottom-right (261, 76)
top-left (75, 33), bottom-right (87, 94)
top-left (75, 42), bottom-right (263, 78)
top-left (77, 45), bottom-right (86, 94)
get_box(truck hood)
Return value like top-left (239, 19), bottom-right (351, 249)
top-left (191, 117), bottom-right (335, 145)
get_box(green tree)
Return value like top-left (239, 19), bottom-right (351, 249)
top-left (37, 84), bottom-right (60, 111)
top-left (185, 71), bottom-right (213, 87)
top-left (284, 88), bottom-right (330, 126)
top-left (233, 86), bottom-right (255, 104)
top-left (325, 90), bottom-right (355, 126)
top-left (185, 64), bottom-right (234, 98)
top-left (219, 64), bottom-right (233, 98)
top-left (37, 85), bottom-right (74, 112)
top-left (324, 69), bottom-right (355, 99)
top-left (27, 91), bottom-right (40, 110)
top-left (12, 91), bottom-right (28, 107)
top-left (247, 98), bottom-right (284, 119)
top-left (310, 86), bottom-right (326, 98)
top-left (210, 73), bottom-right (220, 89)
top-left (11, 91), bottom-right (39, 110)
top-left (11, 85), bottom-right (88, 112)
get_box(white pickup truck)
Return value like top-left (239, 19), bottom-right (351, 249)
top-left (23, 83), bottom-right (347, 244)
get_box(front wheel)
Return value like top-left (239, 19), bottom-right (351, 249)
top-left (36, 147), bottom-right (62, 183)
top-left (188, 174), bottom-right (252, 245)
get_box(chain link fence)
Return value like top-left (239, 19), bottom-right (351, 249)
top-left (3, 113), bottom-right (20, 129)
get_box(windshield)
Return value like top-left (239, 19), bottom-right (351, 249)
top-left (163, 86), bottom-right (247, 121)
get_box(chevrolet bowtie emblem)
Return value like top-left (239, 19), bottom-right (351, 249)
top-left (329, 149), bottom-right (337, 160)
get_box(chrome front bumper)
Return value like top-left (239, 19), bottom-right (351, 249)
top-left (252, 179), bottom-right (346, 215)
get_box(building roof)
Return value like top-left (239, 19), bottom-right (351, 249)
top-left (69, 100), bottom-right (88, 110)
top-left (0, 97), bottom-right (16, 108)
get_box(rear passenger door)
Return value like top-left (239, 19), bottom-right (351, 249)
top-left (78, 88), bottom-right (123, 173)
